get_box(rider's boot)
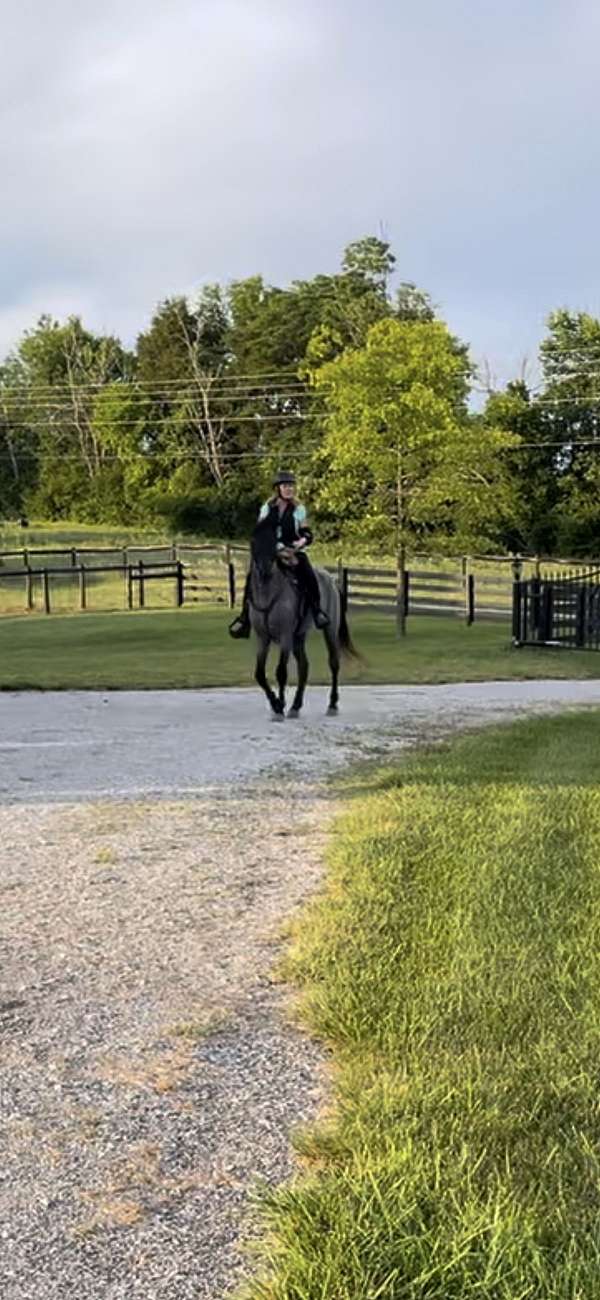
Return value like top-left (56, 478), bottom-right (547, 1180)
top-left (313, 605), bottom-right (330, 630)
top-left (301, 559), bottom-right (330, 629)
top-left (228, 603), bottom-right (251, 639)
top-left (229, 575), bottom-right (252, 638)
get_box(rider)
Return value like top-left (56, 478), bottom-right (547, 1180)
top-left (228, 470), bottom-right (330, 638)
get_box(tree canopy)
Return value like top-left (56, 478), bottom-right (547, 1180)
top-left (1, 242), bottom-right (600, 559)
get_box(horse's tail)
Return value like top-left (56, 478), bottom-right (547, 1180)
top-left (337, 592), bottom-right (361, 661)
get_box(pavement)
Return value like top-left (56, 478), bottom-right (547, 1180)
top-left (2, 680), bottom-right (600, 803)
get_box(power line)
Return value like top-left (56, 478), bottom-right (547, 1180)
top-left (0, 391), bottom-right (313, 419)
top-left (0, 367), bottom-right (311, 398)
top-left (0, 413), bottom-right (329, 438)
top-left (4, 433), bottom-right (600, 466)
top-left (0, 381), bottom-right (312, 408)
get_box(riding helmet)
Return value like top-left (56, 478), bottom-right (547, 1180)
top-left (273, 469), bottom-right (296, 487)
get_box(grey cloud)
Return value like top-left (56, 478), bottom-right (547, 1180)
top-left (2, 0), bottom-right (600, 385)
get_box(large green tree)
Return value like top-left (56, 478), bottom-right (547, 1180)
top-left (3, 316), bottom-right (133, 520)
top-left (482, 380), bottom-right (558, 554)
top-left (539, 310), bottom-right (600, 554)
top-left (312, 318), bottom-right (517, 633)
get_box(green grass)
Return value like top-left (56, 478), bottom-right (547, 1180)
top-left (1, 607), bottom-right (600, 690)
top-left (0, 519), bottom-right (172, 550)
top-left (242, 713), bottom-right (600, 1298)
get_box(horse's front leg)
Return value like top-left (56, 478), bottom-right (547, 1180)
top-left (255, 640), bottom-right (284, 718)
top-left (276, 650), bottom-right (289, 714)
top-left (324, 628), bottom-right (340, 715)
top-left (288, 637), bottom-right (309, 718)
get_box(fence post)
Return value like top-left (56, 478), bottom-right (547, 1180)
top-left (43, 568), bottom-right (51, 615)
top-left (176, 560), bottom-right (185, 608)
top-left (541, 583), bottom-right (553, 641)
top-left (138, 560), bottom-right (145, 608)
top-left (228, 561), bottom-right (236, 609)
top-left (71, 547), bottom-right (77, 568)
top-left (467, 574), bottom-right (475, 625)
top-left (462, 554), bottom-right (470, 623)
top-left (342, 566), bottom-right (349, 613)
top-left (531, 576), bottom-right (541, 636)
top-left (512, 580), bottom-right (522, 643)
top-left (79, 564), bottom-right (87, 611)
top-left (402, 569), bottom-right (410, 618)
top-left (127, 565), bottom-right (134, 610)
top-left (25, 567), bottom-right (34, 611)
top-left (576, 585), bottom-right (587, 648)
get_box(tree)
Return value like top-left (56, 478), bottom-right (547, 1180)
top-left (137, 290), bottom-right (232, 487)
top-left (312, 319), bottom-right (518, 634)
top-left (5, 316), bottom-right (133, 520)
top-left (341, 236), bottom-right (396, 296)
top-left (538, 310), bottom-right (600, 554)
top-left (481, 380), bottom-right (558, 554)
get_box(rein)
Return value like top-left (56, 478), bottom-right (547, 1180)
top-left (249, 554), bottom-right (296, 618)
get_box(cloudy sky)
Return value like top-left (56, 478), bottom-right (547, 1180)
top-left (2, 0), bottom-right (599, 387)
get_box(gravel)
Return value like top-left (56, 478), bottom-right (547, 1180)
top-left (2, 680), bottom-right (600, 1298)
top-left (0, 790), bottom-right (331, 1299)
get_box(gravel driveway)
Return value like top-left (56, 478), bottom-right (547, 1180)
top-left (2, 681), bottom-right (600, 1299)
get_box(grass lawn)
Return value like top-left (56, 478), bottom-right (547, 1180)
top-left (243, 712), bottom-right (600, 1298)
top-left (0, 606), bottom-right (599, 691)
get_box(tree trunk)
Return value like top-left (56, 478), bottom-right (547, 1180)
top-left (396, 441), bottom-right (406, 637)
top-left (396, 541), bottom-right (406, 637)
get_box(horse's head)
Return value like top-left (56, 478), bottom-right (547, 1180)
top-left (251, 519), bottom-right (278, 582)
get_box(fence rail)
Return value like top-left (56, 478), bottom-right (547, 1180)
top-left (3, 542), bottom-right (600, 624)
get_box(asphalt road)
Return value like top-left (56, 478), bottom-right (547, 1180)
top-left (2, 680), bottom-right (600, 804)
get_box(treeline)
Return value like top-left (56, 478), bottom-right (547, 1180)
top-left (2, 234), bottom-right (600, 556)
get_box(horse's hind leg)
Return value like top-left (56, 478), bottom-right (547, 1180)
top-left (325, 629), bottom-right (340, 715)
top-left (255, 641), bottom-right (284, 717)
top-left (276, 650), bottom-right (289, 713)
top-left (288, 638), bottom-right (309, 718)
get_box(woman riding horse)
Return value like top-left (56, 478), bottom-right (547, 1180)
top-left (228, 470), bottom-right (329, 638)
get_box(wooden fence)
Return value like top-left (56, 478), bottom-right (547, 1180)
top-left (1, 542), bottom-right (595, 622)
top-left (330, 563), bottom-right (513, 623)
top-left (0, 544), bottom-right (241, 616)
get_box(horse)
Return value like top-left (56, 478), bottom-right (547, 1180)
top-left (247, 519), bottom-right (358, 719)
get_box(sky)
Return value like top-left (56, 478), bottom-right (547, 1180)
top-left (2, 0), bottom-right (600, 390)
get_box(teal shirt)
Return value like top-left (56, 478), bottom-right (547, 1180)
top-left (258, 500), bottom-right (307, 547)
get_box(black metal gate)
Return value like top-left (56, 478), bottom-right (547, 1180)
top-left (513, 569), bottom-right (600, 650)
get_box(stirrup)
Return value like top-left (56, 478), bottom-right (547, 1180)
top-left (229, 615), bottom-right (250, 639)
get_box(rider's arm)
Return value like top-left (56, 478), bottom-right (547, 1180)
top-left (292, 504), bottom-right (310, 548)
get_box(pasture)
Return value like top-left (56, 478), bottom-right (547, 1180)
top-left (244, 711), bottom-right (600, 1298)
top-left (1, 607), bottom-right (600, 690)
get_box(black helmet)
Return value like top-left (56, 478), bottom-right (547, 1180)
top-left (273, 469), bottom-right (296, 487)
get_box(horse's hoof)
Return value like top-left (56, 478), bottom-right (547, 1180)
top-left (326, 706), bottom-right (339, 716)
top-left (271, 712), bottom-right (285, 722)
top-left (287, 708), bottom-right (301, 719)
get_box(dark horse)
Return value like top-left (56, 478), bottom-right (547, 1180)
top-left (248, 518), bottom-right (357, 719)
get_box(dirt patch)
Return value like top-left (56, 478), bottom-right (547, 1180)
top-left (0, 788), bottom-right (333, 1300)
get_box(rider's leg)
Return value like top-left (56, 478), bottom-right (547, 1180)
top-left (296, 554), bottom-right (329, 628)
top-left (228, 572), bottom-right (252, 638)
